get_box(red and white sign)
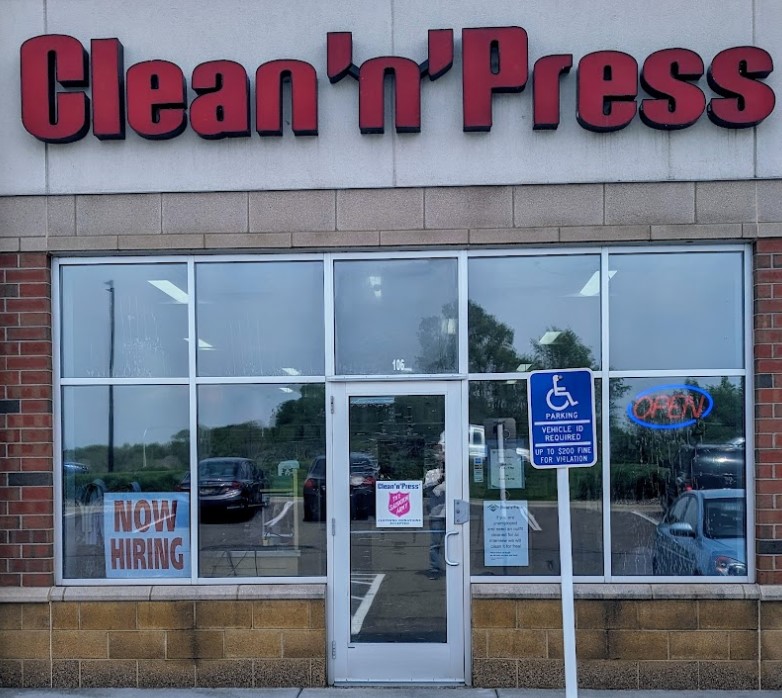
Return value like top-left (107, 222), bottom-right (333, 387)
top-left (3, 1), bottom-right (780, 195)
top-left (376, 481), bottom-right (423, 528)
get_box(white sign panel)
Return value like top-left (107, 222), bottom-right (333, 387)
top-left (2, 0), bottom-right (778, 195)
top-left (375, 481), bottom-right (424, 528)
top-left (489, 449), bottom-right (524, 489)
top-left (103, 492), bottom-right (190, 579)
top-left (483, 500), bottom-right (529, 567)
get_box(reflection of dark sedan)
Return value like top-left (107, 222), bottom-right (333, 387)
top-left (302, 453), bottom-right (377, 522)
top-left (177, 458), bottom-right (269, 519)
top-left (661, 439), bottom-right (745, 510)
top-left (653, 489), bottom-right (746, 577)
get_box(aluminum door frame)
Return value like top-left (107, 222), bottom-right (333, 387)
top-left (329, 380), bottom-right (467, 684)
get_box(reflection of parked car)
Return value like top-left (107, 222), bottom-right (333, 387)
top-left (653, 489), bottom-right (746, 577)
top-left (302, 453), bottom-right (378, 522)
top-left (63, 461), bottom-right (89, 473)
top-left (660, 439), bottom-right (745, 510)
top-left (177, 458), bottom-right (269, 519)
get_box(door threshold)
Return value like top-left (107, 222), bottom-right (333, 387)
top-left (332, 681), bottom-right (467, 687)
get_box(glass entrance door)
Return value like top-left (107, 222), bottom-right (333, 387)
top-left (330, 382), bottom-right (466, 683)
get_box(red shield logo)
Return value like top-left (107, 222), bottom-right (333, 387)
top-left (388, 491), bottom-right (410, 518)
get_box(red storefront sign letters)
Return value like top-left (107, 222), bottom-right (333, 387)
top-left (19, 28), bottom-right (776, 143)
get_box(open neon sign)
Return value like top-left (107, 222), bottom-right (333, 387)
top-left (626, 384), bottom-right (714, 430)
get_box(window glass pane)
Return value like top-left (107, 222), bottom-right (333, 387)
top-left (609, 376), bottom-right (747, 577)
top-left (334, 258), bottom-right (458, 375)
top-left (608, 252), bottom-right (744, 370)
top-left (196, 261), bottom-right (324, 377)
top-left (468, 256), bottom-right (601, 373)
top-left (196, 384), bottom-right (326, 577)
top-left (61, 385), bottom-right (190, 580)
top-left (469, 381), bottom-right (602, 577)
top-left (61, 264), bottom-right (189, 378)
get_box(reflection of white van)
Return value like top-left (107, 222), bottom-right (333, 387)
top-left (469, 425), bottom-right (486, 460)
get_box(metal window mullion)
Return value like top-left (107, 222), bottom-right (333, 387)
top-left (601, 249), bottom-right (612, 582)
top-left (52, 258), bottom-right (64, 585)
top-left (743, 246), bottom-right (756, 582)
top-left (187, 258), bottom-right (199, 583)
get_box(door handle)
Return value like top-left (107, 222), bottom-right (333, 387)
top-left (444, 530), bottom-right (460, 567)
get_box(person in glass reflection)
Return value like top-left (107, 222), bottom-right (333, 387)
top-left (424, 435), bottom-right (447, 580)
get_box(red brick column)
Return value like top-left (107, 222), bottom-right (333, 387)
top-left (754, 240), bottom-right (782, 584)
top-left (0, 252), bottom-right (54, 586)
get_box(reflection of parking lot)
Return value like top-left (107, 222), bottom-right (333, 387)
top-left (349, 523), bottom-right (447, 643)
top-left (470, 499), bottom-right (665, 577)
top-left (199, 498), bottom-right (327, 577)
top-left (350, 572), bottom-right (385, 635)
top-left (611, 503), bottom-right (663, 576)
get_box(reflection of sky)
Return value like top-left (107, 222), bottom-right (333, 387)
top-left (198, 384), bottom-right (306, 428)
top-left (609, 252), bottom-right (743, 370)
top-left (61, 264), bottom-right (189, 378)
top-left (334, 259), bottom-right (458, 374)
top-left (62, 386), bottom-right (189, 449)
top-left (196, 262), bottom-right (324, 376)
top-left (469, 256), bottom-right (601, 364)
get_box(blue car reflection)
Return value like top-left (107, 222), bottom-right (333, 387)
top-left (652, 489), bottom-right (746, 577)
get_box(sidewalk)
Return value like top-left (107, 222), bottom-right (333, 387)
top-left (1, 689), bottom-right (781, 698)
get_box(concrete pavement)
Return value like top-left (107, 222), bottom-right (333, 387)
top-left (1, 689), bottom-right (781, 698)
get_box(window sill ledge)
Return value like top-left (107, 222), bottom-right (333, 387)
top-left (471, 582), bottom-right (782, 600)
top-left (0, 583), bottom-right (326, 604)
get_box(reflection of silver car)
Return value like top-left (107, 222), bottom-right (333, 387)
top-left (63, 461), bottom-right (89, 473)
top-left (653, 489), bottom-right (746, 577)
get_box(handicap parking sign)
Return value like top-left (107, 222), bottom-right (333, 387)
top-left (527, 368), bottom-right (596, 469)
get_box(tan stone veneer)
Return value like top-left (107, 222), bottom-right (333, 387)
top-left (0, 586), bottom-right (325, 689)
top-left (472, 584), bottom-right (782, 691)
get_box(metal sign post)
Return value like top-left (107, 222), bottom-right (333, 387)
top-left (528, 368), bottom-right (597, 698)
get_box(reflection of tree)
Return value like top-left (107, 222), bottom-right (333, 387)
top-left (416, 301), bottom-right (458, 373)
top-left (199, 385), bottom-right (327, 471)
top-left (530, 327), bottom-right (596, 371)
top-left (609, 377), bottom-right (744, 503)
top-left (467, 302), bottom-right (525, 373)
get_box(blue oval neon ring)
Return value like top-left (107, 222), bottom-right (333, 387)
top-left (626, 384), bottom-right (714, 430)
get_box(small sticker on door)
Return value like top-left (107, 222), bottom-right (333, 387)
top-left (376, 481), bottom-right (423, 527)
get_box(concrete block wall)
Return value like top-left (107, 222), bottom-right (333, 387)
top-left (0, 596), bottom-right (325, 688)
top-left (472, 594), bottom-right (782, 690)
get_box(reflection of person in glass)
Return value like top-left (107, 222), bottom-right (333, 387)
top-left (424, 436), bottom-right (446, 580)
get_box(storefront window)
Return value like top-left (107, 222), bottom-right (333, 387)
top-left (56, 248), bottom-right (750, 584)
top-left (609, 376), bottom-right (746, 577)
top-left (334, 258), bottom-right (458, 375)
top-left (468, 381), bottom-right (603, 577)
top-left (196, 384), bottom-right (327, 577)
top-left (608, 251), bottom-right (744, 370)
top-left (468, 255), bottom-right (601, 373)
top-left (196, 261), bottom-right (324, 377)
top-left (61, 385), bottom-right (190, 580)
top-left (61, 264), bottom-right (189, 378)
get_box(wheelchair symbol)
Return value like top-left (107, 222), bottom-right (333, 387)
top-left (546, 374), bottom-right (578, 411)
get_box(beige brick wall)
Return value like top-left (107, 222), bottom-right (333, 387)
top-left (0, 598), bottom-right (325, 689)
top-left (473, 597), bottom-right (782, 690)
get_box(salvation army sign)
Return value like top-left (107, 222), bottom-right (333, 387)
top-left (20, 28), bottom-right (775, 144)
top-left (375, 481), bottom-right (423, 528)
